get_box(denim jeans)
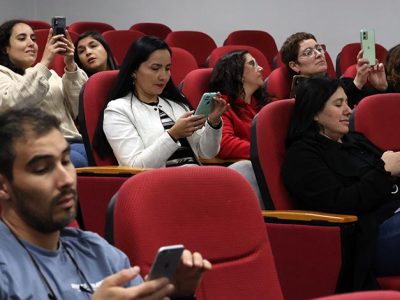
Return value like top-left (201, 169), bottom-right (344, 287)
top-left (374, 211), bottom-right (400, 276)
top-left (70, 143), bottom-right (88, 167)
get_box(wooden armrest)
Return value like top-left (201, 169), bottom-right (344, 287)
top-left (199, 157), bottom-right (242, 165)
top-left (262, 210), bottom-right (358, 224)
top-left (76, 166), bottom-right (149, 175)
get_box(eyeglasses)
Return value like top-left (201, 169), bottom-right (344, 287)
top-left (299, 44), bottom-right (325, 58)
top-left (246, 58), bottom-right (260, 69)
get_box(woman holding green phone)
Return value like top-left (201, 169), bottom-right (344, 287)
top-left (96, 35), bottom-right (228, 168)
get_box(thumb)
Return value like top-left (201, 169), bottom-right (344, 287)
top-left (181, 110), bottom-right (194, 118)
top-left (101, 266), bottom-right (141, 288)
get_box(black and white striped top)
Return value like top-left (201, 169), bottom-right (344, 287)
top-left (158, 108), bottom-right (199, 167)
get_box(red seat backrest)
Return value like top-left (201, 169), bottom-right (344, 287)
top-left (224, 30), bottom-right (278, 69)
top-left (251, 99), bottom-right (295, 209)
top-left (165, 31), bottom-right (217, 67)
top-left (180, 68), bottom-right (213, 109)
top-left (354, 93), bottom-right (400, 151)
top-left (170, 47), bottom-right (198, 87)
top-left (129, 22), bottom-right (172, 39)
top-left (68, 21), bottom-right (115, 34)
top-left (337, 43), bottom-right (388, 76)
top-left (78, 70), bottom-right (119, 166)
top-left (265, 67), bottom-right (292, 100)
top-left (25, 19), bottom-right (51, 30)
top-left (102, 30), bottom-right (145, 65)
top-left (113, 166), bottom-right (284, 300)
top-left (207, 45), bottom-right (271, 79)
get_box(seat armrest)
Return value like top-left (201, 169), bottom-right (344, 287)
top-left (262, 210), bottom-right (358, 224)
top-left (76, 166), bottom-right (149, 175)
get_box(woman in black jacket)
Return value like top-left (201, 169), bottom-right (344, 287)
top-left (282, 76), bottom-right (400, 290)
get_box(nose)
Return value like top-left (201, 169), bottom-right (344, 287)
top-left (56, 162), bottom-right (75, 189)
top-left (344, 102), bottom-right (352, 115)
top-left (257, 65), bottom-right (263, 72)
top-left (158, 69), bottom-right (170, 81)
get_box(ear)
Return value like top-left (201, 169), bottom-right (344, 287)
top-left (0, 174), bottom-right (11, 202)
top-left (289, 61), bottom-right (300, 74)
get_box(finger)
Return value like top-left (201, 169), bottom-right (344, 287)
top-left (65, 29), bottom-right (73, 43)
top-left (101, 266), bottom-right (141, 288)
top-left (356, 50), bottom-right (363, 60)
top-left (180, 111), bottom-right (194, 118)
top-left (180, 249), bottom-right (193, 267)
top-left (47, 28), bottom-right (53, 41)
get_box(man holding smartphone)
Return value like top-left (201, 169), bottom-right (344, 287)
top-left (0, 107), bottom-right (212, 299)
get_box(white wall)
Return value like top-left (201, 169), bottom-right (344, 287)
top-left (1, 0), bottom-right (399, 62)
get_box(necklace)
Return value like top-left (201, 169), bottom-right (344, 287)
top-left (5, 223), bottom-right (94, 299)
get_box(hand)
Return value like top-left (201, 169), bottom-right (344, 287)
top-left (168, 111), bottom-right (206, 140)
top-left (353, 50), bottom-right (371, 89)
top-left (62, 30), bottom-right (77, 71)
top-left (208, 92), bottom-right (229, 126)
top-left (171, 249), bottom-right (212, 297)
top-left (40, 28), bottom-right (68, 68)
top-left (92, 266), bottom-right (174, 300)
top-left (381, 151), bottom-right (400, 177)
top-left (368, 60), bottom-right (388, 91)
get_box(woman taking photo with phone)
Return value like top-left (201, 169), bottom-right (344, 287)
top-left (95, 35), bottom-right (228, 168)
top-left (0, 19), bottom-right (88, 167)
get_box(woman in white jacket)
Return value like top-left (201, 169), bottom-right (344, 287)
top-left (96, 36), bottom-right (228, 168)
top-left (0, 19), bottom-right (88, 167)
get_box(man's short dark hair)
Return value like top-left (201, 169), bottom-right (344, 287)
top-left (0, 107), bottom-right (61, 181)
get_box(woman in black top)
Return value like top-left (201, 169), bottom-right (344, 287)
top-left (282, 76), bottom-right (400, 290)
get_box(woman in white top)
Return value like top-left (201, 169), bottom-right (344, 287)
top-left (0, 19), bottom-right (88, 167)
top-left (96, 36), bottom-right (228, 168)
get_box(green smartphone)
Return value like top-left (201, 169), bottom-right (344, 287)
top-left (360, 29), bottom-right (376, 65)
top-left (195, 92), bottom-right (217, 117)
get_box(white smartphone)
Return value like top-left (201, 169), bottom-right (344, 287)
top-left (195, 92), bottom-right (217, 117)
top-left (360, 29), bottom-right (376, 65)
top-left (147, 244), bottom-right (184, 281)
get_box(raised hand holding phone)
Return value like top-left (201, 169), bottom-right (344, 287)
top-left (195, 92), bottom-right (218, 117)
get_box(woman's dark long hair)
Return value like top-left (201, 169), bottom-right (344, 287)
top-left (0, 20), bottom-right (29, 75)
top-left (385, 44), bottom-right (400, 92)
top-left (74, 31), bottom-right (118, 77)
top-left (286, 76), bottom-right (341, 145)
top-left (94, 35), bottom-right (191, 159)
top-left (209, 50), bottom-right (269, 118)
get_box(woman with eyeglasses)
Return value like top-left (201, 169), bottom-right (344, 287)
top-left (209, 50), bottom-right (270, 160)
top-left (279, 32), bottom-right (387, 107)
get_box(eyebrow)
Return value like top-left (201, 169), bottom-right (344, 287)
top-left (26, 145), bottom-right (70, 167)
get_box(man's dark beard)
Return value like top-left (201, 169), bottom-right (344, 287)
top-left (15, 188), bottom-right (78, 233)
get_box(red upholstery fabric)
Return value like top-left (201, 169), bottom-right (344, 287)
top-left (129, 22), bottom-right (172, 39)
top-left (265, 67), bottom-right (292, 100)
top-left (77, 175), bottom-right (129, 236)
top-left (78, 70), bottom-right (119, 166)
top-left (342, 64), bottom-right (357, 78)
top-left (113, 166), bottom-right (284, 300)
top-left (354, 93), bottom-right (400, 151)
top-left (180, 68), bottom-right (213, 109)
top-left (165, 31), bottom-right (217, 67)
top-left (336, 43), bottom-right (388, 76)
top-left (68, 21), bottom-right (115, 34)
top-left (170, 47), bottom-right (198, 86)
top-left (314, 290), bottom-right (400, 299)
top-left (33, 29), bottom-right (79, 76)
top-left (25, 19), bottom-right (51, 30)
top-left (266, 223), bottom-right (342, 300)
top-left (102, 30), bottom-right (145, 65)
top-left (224, 30), bottom-right (278, 69)
top-left (207, 45), bottom-right (271, 78)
